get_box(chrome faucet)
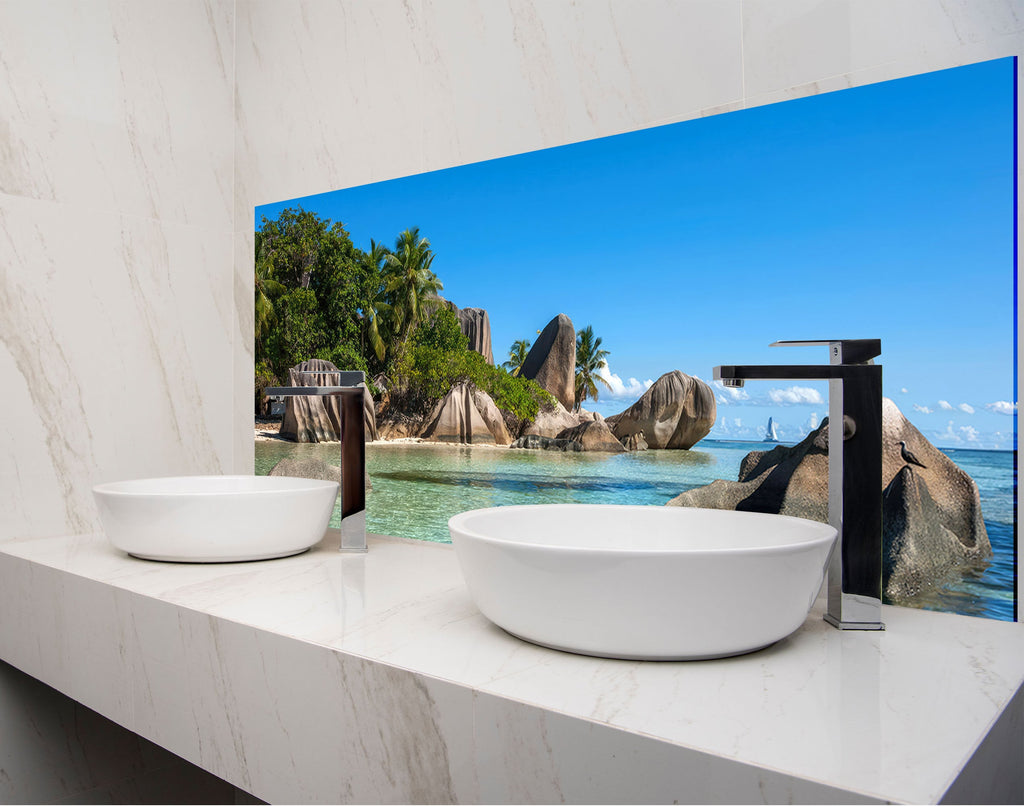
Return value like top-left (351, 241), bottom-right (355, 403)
top-left (264, 370), bottom-right (367, 553)
top-left (714, 340), bottom-right (884, 630)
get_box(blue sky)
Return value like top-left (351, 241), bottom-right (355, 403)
top-left (257, 57), bottom-right (1016, 450)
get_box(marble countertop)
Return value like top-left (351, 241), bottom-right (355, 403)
top-left (1, 530), bottom-right (1022, 804)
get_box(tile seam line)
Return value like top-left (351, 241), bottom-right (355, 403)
top-left (740, 0), bottom-right (745, 101)
top-left (231, 0), bottom-right (239, 477)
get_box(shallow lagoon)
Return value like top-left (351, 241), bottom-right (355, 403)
top-left (255, 438), bottom-right (1015, 622)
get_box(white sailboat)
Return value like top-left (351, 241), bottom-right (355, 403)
top-left (764, 417), bottom-right (780, 442)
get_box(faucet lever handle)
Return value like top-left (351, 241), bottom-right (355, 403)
top-left (770, 339), bottom-right (880, 365)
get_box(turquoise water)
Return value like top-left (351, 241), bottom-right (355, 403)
top-left (255, 438), bottom-right (1016, 622)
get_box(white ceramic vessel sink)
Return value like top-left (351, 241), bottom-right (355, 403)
top-left (93, 475), bottom-right (338, 562)
top-left (449, 504), bottom-right (837, 660)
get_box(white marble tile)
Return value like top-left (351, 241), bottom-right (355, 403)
top-left (742, 0), bottom-right (1024, 100)
top-left (940, 682), bottom-right (1024, 803)
top-left (470, 688), bottom-right (881, 804)
top-left (3, 533), bottom-right (1022, 803)
top-left (125, 592), bottom-right (476, 803)
top-left (0, 0), bottom-right (237, 543)
top-left (0, 0), bottom-right (235, 229)
top-left (0, 194), bottom-right (233, 539)
top-left (0, 555), bottom-right (47, 675)
top-left (234, 0), bottom-right (743, 211)
top-left (0, 557), bottom-right (133, 727)
top-left (415, 0), bottom-right (744, 170)
top-left (234, 0), bottom-right (428, 212)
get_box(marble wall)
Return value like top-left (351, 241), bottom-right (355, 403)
top-left (0, 0), bottom-right (236, 542)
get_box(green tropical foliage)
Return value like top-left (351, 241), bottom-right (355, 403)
top-left (254, 208), bottom-right (368, 394)
top-left (254, 229), bottom-right (286, 356)
top-left (254, 207), bottom-right (552, 433)
top-left (502, 339), bottom-right (531, 376)
top-left (361, 239), bottom-right (391, 363)
top-left (574, 324), bottom-right (612, 411)
top-left (383, 227), bottom-right (443, 349)
top-left (395, 309), bottom-right (553, 428)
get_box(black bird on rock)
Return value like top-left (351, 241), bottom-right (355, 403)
top-left (899, 440), bottom-right (927, 469)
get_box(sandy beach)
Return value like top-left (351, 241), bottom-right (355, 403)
top-left (254, 421), bottom-right (508, 450)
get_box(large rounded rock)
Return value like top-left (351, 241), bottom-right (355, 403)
top-left (510, 434), bottom-right (581, 452)
top-left (608, 370), bottom-right (715, 449)
top-left (278, 360), bottom-right (378, 443)
top-left (520, 314), bottom-right (576, 410)
top-left (522, 400), bottom-right (581, 439)
top-left (622, 431), bottom-right (649, 451)
top-left (556, 419), bottom-right (626, 453)
top-left (668, 399), bottom-right (991, 602)
top-left (469, 387), bottom-right (512, 445)
top-left (669, 423), bottom-right (829, 519)
top-left (878, 398), bottom-right (986, 551)
top-left (279, 359), bottom-right (338, 443)
top-left (422, 383), bottom-right (509, 445)
top-left (883, 465), bottom-right (974, 602)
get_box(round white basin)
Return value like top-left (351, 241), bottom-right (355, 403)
top-left (449, 504), bottom-right (838, 660)
top-left (93, 475), bottom-right (338, 562)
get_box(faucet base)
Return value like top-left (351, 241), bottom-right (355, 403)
top-left (823, 614), bottom-right (886, 631)
top-left (340, 510), bottom-right (367, 553)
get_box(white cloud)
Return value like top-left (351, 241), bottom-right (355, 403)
top-left (938, 400), bottom-right (953, 411)
top-left (938, 420), bottom-right (959, 443)
top-left (913, 404), bottom-right (933, 414)
top-left (958, 403), bottom-right (975, 415)
top-left (595, 364), bottom-right (653, 400)
top-left (710, 415), bottom-right (760, 440)
top-left (767, 386), bottom-right (824, 406)
top-left (986, 401), bottom-right (1017, 416)
top-left (927, 420), bottom-right (1012, 450)
top-left (959, 425), bottom-right (979, 442)
top-left (935, 422), bottom-right (978, 444)
top-left (900, 387), bottom-right (909, 394)
top-left (713, 380), bottom-right (750, 403)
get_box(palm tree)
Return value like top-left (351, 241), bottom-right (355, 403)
top-left (254, 230), bottom-right (285, 358)
top-left (361, 239), bottom-right (392, 363)
top-left (383, 227), bottom-right (443, 347)
top-left (502, 339), bottom-right (531, 376)
top-left (574, 325), bottom-right (611, 411)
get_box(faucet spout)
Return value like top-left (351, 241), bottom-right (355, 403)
top-left (714, 340), bottom-right (884, 631)
top-left (714, 364), bottom-right (878, 383)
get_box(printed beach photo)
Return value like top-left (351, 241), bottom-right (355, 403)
top-left (254, 57), bottom-right (1017, 622)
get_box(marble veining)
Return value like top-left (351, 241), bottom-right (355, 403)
top-left (0, 532), bottom-right (1021, 803)
top-left (1, 0), bottom-right (236, 541)
top-left (2, 1), bottom-right (1021, 800)
top-left (0, 198), bottom-right (233, 539)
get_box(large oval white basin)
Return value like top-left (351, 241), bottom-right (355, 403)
top-left (449, 504), bottom-right (837, 660)
top-left (93, 475), bottom-right (338, 562)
